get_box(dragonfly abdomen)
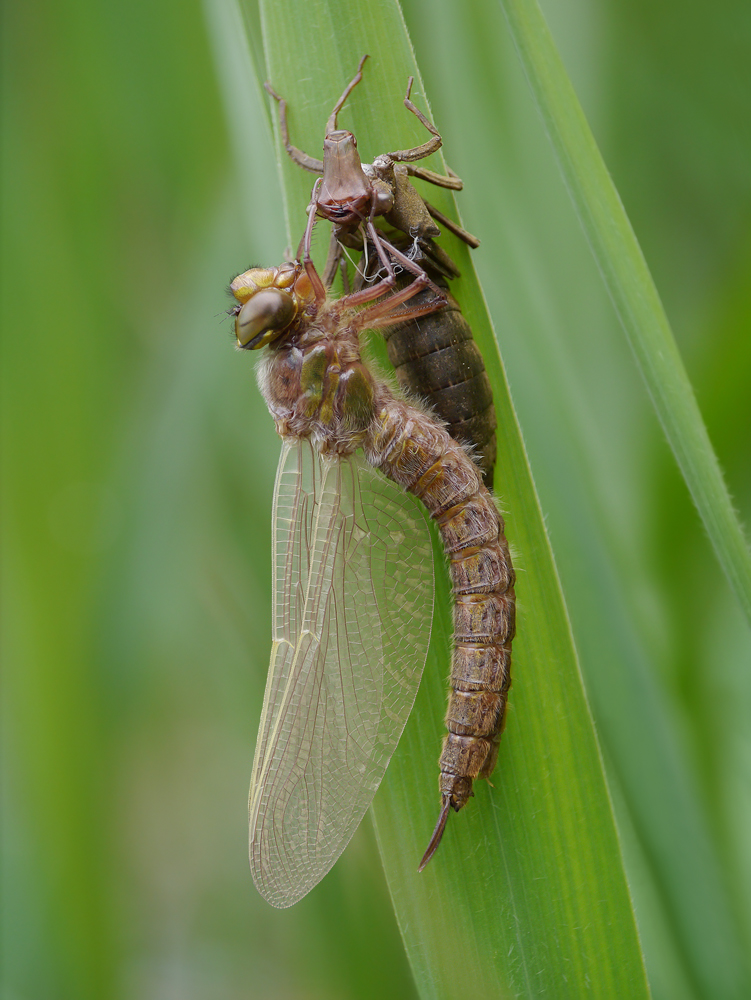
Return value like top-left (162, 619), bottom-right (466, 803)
top-left (366, 399), bottom-right (515, 857)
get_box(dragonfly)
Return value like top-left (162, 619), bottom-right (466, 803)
top-left (230, 207), bottom-right (515, 909)
top-left (266, 56), bottom-right (498, 487)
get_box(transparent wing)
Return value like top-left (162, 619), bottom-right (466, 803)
top-left (249, 437), bottom-right (434, 908)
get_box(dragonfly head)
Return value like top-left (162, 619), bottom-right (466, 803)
top-left (320, 131), bottom-right (374, 226)
top-left (230, 263), bottom-right (314, 349)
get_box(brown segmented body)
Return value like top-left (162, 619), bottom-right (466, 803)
top-left (367, 400), bottom-right (514, 862)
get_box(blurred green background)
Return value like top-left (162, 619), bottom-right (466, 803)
top-left (2, 0), bottom-right (750, 998)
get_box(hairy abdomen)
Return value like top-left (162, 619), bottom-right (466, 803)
top-left (366, 400), bottom-right (515, 816)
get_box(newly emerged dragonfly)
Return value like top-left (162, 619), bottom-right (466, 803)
top-left (266, 56), bottom-right (498, 487)
top-left (230, 211), bottom-right (515, 907)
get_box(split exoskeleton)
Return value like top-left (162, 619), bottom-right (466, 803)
top-left (265, 55), bottom-right (498, 487)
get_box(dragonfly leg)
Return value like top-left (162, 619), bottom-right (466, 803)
top-left (299, 180), bottom-right (327, 305)
top-left (423, 200), bottom-right (481, 249)
top-left (321, 231), bottom-right (345, 289)
top-left (407, 164), bottom-right (464, 191)
top-left (265, 82), bottom-right (324, 174)
top-left (351, 271), bottom-right (446, 327)
top-left (361, 220), bottom-right (446, 299)
top-left (326, 54), bottom-right (369, 134)
top-left (384, 77), bottom-right (443, 164)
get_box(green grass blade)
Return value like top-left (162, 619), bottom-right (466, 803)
top-left (222, 1), bottom-right (651, 994)
top-left (393, 5), bottom-right (751, 998)
top-left (498, 0), bottom-right (751, 625)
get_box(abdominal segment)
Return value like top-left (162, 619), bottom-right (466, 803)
top-left (366, 400), bottom-right (515, 817)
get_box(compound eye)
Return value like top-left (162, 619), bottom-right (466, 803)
top-left (235, 289), bottom-right (296, 349)
top-left (230, 267), bottom-right (276, 303)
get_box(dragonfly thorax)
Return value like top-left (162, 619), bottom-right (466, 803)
top-left (258, 331), bottom-right (378, 451)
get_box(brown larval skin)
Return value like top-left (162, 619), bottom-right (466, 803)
top-left (265, 56), bottom-right (498, 489)
top-left (237, 262), bottom-right (515, 862)
top-left (379, 267), bottom-right (498, 490)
